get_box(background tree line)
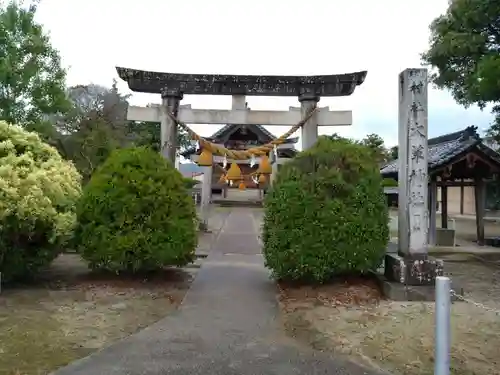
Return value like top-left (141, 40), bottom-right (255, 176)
top-left (21, 0), bottom-right (498, 188)
top-left (0, 0), bottom-right (191, 183)
top-left (0, 0), bottom-right (400, 186)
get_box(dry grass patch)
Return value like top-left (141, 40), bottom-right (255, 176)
top-left (279, 271), bottom-right (500, 375)
top-left (0, 254), bottom-right (196, 375)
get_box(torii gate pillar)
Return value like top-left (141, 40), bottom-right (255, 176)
top-left (269, 93), bottom-right (319, 186)
top-left (299, 93), bottom-right (320, 150)
top-left (160, 89), bottom-right (183, 165)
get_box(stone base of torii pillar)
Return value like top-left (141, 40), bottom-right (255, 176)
top-left (380, 69), bottom-right (446, 301)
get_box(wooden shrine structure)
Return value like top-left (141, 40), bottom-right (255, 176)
top-left (381, 125), bottom-right (500, 246)
top-left (181, 102), bottom-right (299, 192)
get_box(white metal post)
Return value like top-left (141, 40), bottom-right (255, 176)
top-left (435, 276), bottom-right (451, 375)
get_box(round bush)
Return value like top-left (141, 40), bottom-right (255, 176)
top-left (0, 121), bottom-right (82, 281)
top-left (262, 136), bottom-right (389, 282)
top-left (74, 147), bottom-right (197, 273)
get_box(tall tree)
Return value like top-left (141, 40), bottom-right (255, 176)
top-left (0, 0), bottom-right (70, 126)
top-left (56, 83), bottom-right (192, 181)
top-left (360, 133), bottom-right (388, 164)
top-left (130, 120), bottom-right (191, 153)
top-left (421, 0), bottom-right (500, 139)
top-left (128, 101), bottom-right (192, 153)
top-left (57, 82), bottom-right (132, 181)
top-left (388, 145), bottom-right (399, 161)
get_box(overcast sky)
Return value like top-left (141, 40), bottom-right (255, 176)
top-left (35, 0), bottom-right (493, 148)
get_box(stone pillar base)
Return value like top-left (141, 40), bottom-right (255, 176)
top-left (384, 253), bottom-right (444, 286)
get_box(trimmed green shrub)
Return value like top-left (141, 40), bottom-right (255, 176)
top-left (0, 121), bottom-right (82, 282)
top-left (74, 147), bottom-right (197, 272)
top-left (262, 136), bottom-right (389, 282)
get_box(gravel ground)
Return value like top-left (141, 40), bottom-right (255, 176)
top-left (279, 260), bottom-right (500, 375)
top-left (0, 254), bottom-right (197, 375)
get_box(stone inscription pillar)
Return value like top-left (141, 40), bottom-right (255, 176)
top-left (299, 93), bottom-right (319, 150)
top-left (385, 68), bottom-right (444, 287)
top-left (397, 68), bottom-right (429, 256)
top-left (160, 89), bottom-right (183, 165)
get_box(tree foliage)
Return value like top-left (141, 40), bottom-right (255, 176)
top-left (0, 0), bottom-right (70, 126)
top-left (74, 147), bottom-right (197, 273)
top-left (40, 82), bottom-right (193, 183)
top-left (421, 0), bottom-right (500, 138)
top-left (262, 136), bottom-right (389, 282)
top-left (55, 82), bottom-right (132, 182)
top-left (0, 0), bottom-right (190, 183)
top-left (0, 121), bottom-right (81, 281)
top-left (329, 132), bottom-right (390, 164)
top-left (388, 145), bottom-right (398, 162)
top-left (52, 84), bottom-right (192, 182)
top-left (360, 133), bottom-right (388, 164)
top-left (130, 120), bottom-right (192, 153)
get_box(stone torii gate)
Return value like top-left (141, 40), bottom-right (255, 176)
top-left (116, 68), bottom-right (367, 158)
top-left (116, 68), bottom-right (367, 222)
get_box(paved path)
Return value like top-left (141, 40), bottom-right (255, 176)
top-left (53, 207), bottom-right (381, 375)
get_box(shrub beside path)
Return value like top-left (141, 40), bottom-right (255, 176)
top-left (52, 207), bottom-right (383, 375)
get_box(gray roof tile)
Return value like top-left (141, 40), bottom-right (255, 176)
top-left (380, 126), bottom-right (486, 175)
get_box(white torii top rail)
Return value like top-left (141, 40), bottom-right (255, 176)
top-left (127, 104), bottom-right (352, 127)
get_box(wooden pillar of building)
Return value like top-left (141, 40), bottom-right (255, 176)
top-left (474, 177), bottom-right (486, 246)
top-left (428, 176), bottom-right (437, 245)
top-left (441, 185), bottom-right (448, 229)
top-left (460, 179), bottom-right (465, 215)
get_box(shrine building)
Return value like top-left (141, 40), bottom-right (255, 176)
top-left (181, 121), bottom-right (297, 193)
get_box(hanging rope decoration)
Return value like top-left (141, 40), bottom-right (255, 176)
top-left (197, 148), bottom-right (213, 167)
top-left (256, 155), bottom-right (272, 175)
top-left (173, 106), bottom-right (317, 186)
top-left (226, 162), bottom-right (243, 181)
top-left (166, 106), bottom-right (317, 160)
top-left (218, 174), bottom-right (227, 184)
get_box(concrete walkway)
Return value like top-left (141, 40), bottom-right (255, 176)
top-left (53, 207), bottom-right (381, 375)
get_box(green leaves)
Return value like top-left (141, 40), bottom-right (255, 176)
top-left (422, 0), bottom-right (500, 124)
top-left (0, 120), bottom-right (82, 282)
top-left (0, 1), bottom-right (70, 126)
top-left (262, 136), bottom-right (389, 283)
top-left (359, 133), bottom-right (389, 164)
top-left (74, 147), bottom-right (198, 273)
top-left (130, 120), bottom-right (192, 152)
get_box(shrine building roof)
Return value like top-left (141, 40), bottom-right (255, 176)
top-left (208, 123), bottom-right (277, 142)
top-left (180, 123), bottom-right (298, 158)
top-left (380, 126), bottom-right (500, 179)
